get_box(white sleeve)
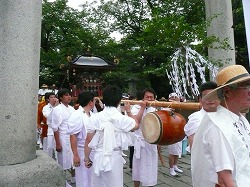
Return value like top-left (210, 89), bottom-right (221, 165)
top-left (184, 112), bottom-right (201, 136)
top-left (38, 89), bottom-right (42, 95)
top-left (87, 114), bottom-right (97, 133)
top-left (131, 105), bottom-right (140, 115)
top-left (67, 111), bottom-right (83, 135)
top-left (203, 125), bottom-right (234, 173)
top-left (51, 107), bottom-right (62, 132)
top-left (42, 105), bottom-right (52, 118)
top-left (120, 115), bottom-right (136, 132)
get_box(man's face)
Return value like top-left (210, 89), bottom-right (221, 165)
top-left (60, 93), bottom-right (72, 104)
top-left (200, 89), bottom-right (220, 112)
top-left (169, 96), bottom-right (180, 102)
top-left (143, 91), bottom-right (155, 101)
top-left (229, 81), bottom-right (250, 110)
top-left (48, 95), bottom-right (57, 105)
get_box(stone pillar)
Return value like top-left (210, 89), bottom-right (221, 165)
top-left (205, 0), bottom-right (235, 67)
top-left (0, 0), bottom-right (39, 165)
top-left (0, 1), bottom-right (64, 186)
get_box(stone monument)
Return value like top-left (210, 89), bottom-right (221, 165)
top-left (0, 0), bottom-right (65, 186)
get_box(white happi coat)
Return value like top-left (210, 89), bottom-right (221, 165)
top-left (87, 106), bottom-right (135, 187)
top-left (131, 105), bottom-right (158, 186)
top-left (68, 106), bottom-right (93, 187)
top-left (42, 103), bottom-right (56, 158)
top-left (192, 105), bottom-right (250, 187)
top-left (51, 103), bottom-right (75, 170)
top-left (38, 88), bottom-right (50, 96)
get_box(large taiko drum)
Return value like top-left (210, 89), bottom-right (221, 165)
top-left (142, 110), bottom-right (186, 145)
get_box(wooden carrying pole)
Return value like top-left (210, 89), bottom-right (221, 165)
top-left (121, 100), bottom-right (201, 111)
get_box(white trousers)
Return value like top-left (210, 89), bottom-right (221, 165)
top-left (75, 147), bottom-right (92, 187)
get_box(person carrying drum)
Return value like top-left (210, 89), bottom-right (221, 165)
top-left (130, 88), bottom-right (158, 187)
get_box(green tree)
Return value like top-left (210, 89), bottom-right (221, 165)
top-left (88, 0), bottom-right (207, 96)
top-left (40, 0), bottom-right (248, 97)
top-left (232, 0), bottom-right (249, 69)
top-left (41, 0), bottom-right (112, 87)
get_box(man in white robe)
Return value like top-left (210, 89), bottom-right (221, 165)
top-left (42, 92), bottom-right (58, 158)
top-left (192, 65), bottom-right (250, 187)
top-left (131, 88), bottom-right (158, 187)
top-left (184, 81), bottom-right (219, 151)
top-left (51, 88), bottom-right (75, 186)
top-left (68, 91), bottom-right (96, 187)
top-left (84, 85), bottom-right (139, 187)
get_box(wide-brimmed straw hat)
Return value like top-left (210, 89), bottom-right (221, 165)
top-left (41, 84), bottom-right (48, 88)
top-left (204, 65), bottom-right (250, 100)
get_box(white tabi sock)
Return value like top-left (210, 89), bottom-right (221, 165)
top-left (173, 165), bottom-right (183, 173)
top-left (169, 167), bottom-right (178, 176)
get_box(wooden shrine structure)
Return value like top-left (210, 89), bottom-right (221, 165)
top-left (69, 53), bottom-right (117, 97)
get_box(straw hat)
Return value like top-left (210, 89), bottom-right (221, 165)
top-left (204, 65), bottom-right (250, 100)
top-left (41, 84), bottom-right (48, 88)
top-left (159, 97), bottom-right (168, 102)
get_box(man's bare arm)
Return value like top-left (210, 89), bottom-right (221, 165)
top-left (70, 134), bottom-right (80, 167)
top-left (217, 170), bottom-right (234, 187)
top-left (54, 130), bottom-right (62, 152)
top-left (84, 132), bottom-right (95, 168)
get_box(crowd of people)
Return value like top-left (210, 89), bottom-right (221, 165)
top-left (36, 64), bottom-right (250, 187)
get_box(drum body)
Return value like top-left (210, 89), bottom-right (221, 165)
top-left (142, 110), bottom-right (186, 145)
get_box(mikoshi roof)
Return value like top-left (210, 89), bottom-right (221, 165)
top-left (71, 55), bottom-right (116, 70)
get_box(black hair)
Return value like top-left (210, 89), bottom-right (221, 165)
top-left (142, 88), bottom-right (156, 98)
top-left (103, 85), bottom-right (122, 107)
top-left (199, 81), bottom-right (217, 93)
top-left (44, 92), bottom-right (56, 101)
top-left (78, 91), bottom-right (95, 107)
top-left (57, 88), bottom-right (71, 102)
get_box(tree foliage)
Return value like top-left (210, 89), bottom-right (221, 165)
top-left (40, 0), bottom-right (247, 97)
top-left (88, 0), bottom-right (207, 96)
top-left (41, 0), bottom-right (116, 87)
top-left (232, 0), bottom-right (249, 69)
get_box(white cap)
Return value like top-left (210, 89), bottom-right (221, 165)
top-left (168, 92), bottom-right (178, 99)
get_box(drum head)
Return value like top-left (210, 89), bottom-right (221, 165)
top-left (142, 112), bottom-right (161, 144)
